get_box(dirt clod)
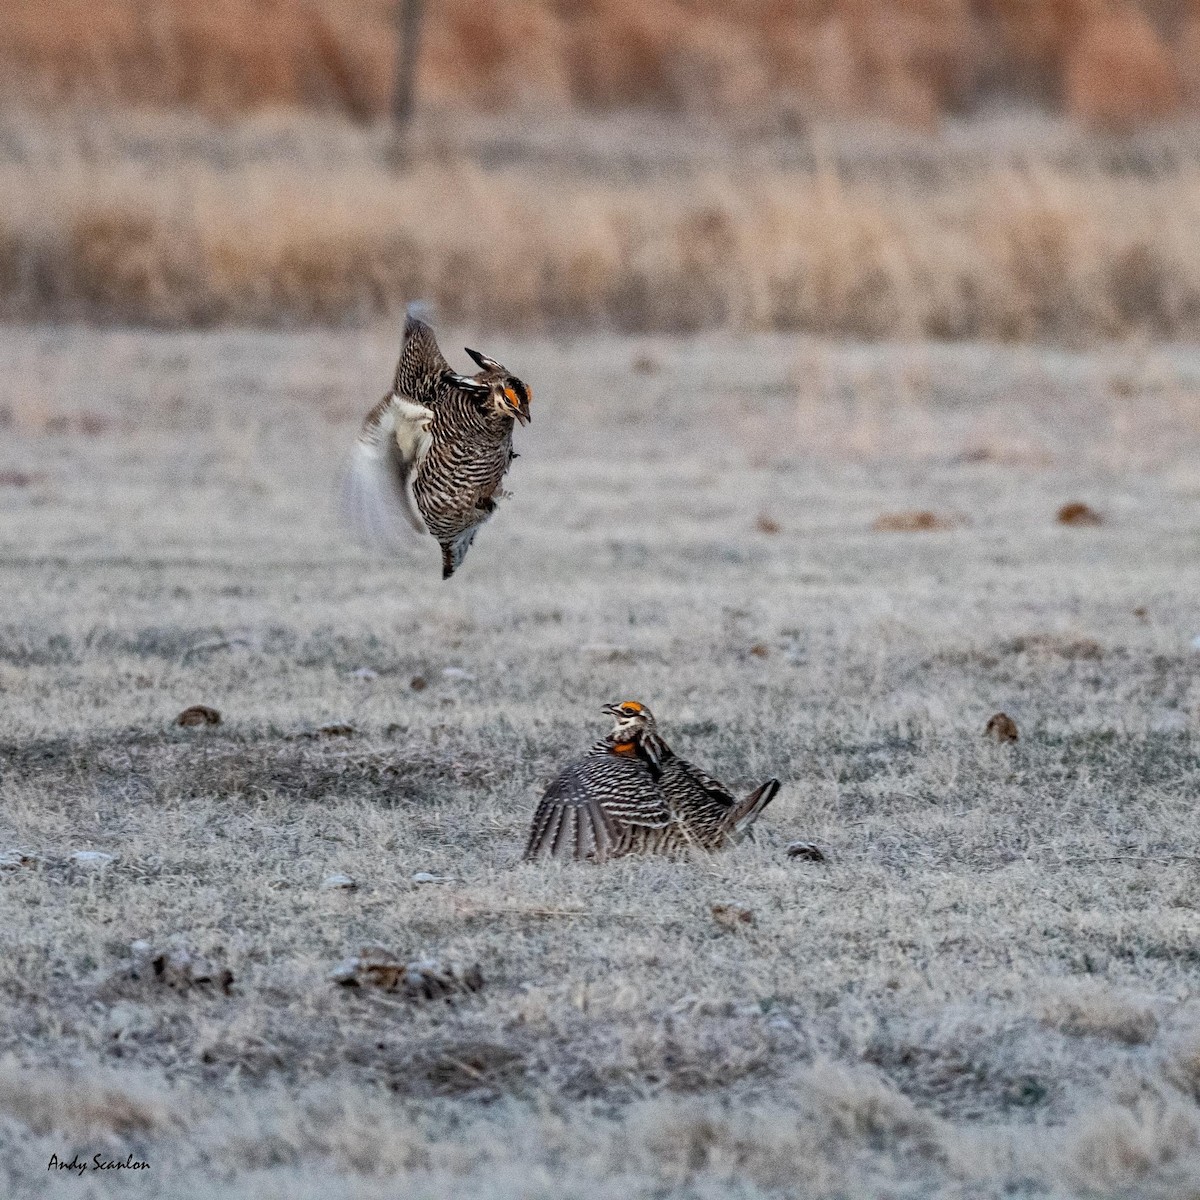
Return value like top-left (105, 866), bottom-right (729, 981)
top-left (175, 704), bottom-right (221, 727)
top-left (786, 841), bottom-right (827, 862)
top-left (330, 950), bottom-right (483, 1000)
top-left (985, 712), bottom-right (1019, 743)
top-left (109, 940), bottom-right (234, 996)
top-left (1057, 501), bottom-right (1102, 526)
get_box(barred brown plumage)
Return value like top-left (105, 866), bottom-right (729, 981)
top-left (524, 701), bottom-right (782, 863)
top-left (340, 303), bottom-right (532, 579)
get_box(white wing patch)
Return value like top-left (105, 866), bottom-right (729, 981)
top-left (339, 393), bottom-right (433, 552)
top-left (389, 395), bottom-right (435, 481)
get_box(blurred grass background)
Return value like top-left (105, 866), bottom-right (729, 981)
top-left (5, 0), bottom-right (1200, 336)
top-left (7, 0), bottom-right (1200, 128)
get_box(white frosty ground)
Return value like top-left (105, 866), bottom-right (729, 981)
top-left (0, 326), bottom-right (1198, 1198)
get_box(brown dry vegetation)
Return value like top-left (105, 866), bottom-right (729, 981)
top-left (1, 325), bottom-right (1199, 1195)
top-left (5, 106), bottom-right (1200, 338)
top-left (6, 0), bottom-right (1200, 129)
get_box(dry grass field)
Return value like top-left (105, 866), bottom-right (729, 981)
top-left (1, 322), bottom-right (1199, 1196)
top-left (7, 105), bottom-right (1200, 340)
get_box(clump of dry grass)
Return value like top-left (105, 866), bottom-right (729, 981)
top-left (1040, 982), bottom-right (1162, 1045)
top-left (0, 1064), bottom-right (180, 1137)
top-left (5, 108), bottom-right (1200, 339)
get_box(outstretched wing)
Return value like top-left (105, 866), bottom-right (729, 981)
top-left (396, 302), bottom-right (489, 407)
top-left (524, 755), bottom-right (671, 863)
top-left (668, 755), bottom-right (737, 808)
top-left (340, 392), bottom-right (433, 552)
top-left (394, 303), bottom-right (451, 405)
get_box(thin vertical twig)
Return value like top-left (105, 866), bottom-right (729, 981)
top-left (388, 0), bottom-right (424, 168)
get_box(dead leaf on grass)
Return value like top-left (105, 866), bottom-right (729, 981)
top-left (175, 705), bottom-right (221, 727)
top-left (1057, 501), bottom-right (1103, 526)
top-left (329, 949), bottom-right (483, 1000)
top-left (711, 903), bottom-right (755, 929)
top-left (871, 510), bottom-right (956, 533)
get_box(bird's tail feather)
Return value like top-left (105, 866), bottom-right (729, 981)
top-left (728, 778), bottom-right (781, 842)
top-left (405, 299), bottom-right (436, 330)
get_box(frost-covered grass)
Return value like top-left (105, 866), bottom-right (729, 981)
top-left (1, 326), bottom-right (1199, 1197)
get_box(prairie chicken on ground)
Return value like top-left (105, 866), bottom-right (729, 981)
top-left (524, 701), bottom-right (781, 863)
top-left (341, 304), bottom-right (532, 579)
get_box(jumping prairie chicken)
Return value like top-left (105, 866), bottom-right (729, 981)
top-left (341, 304), bottom-right (532, 579)
top-left (524, 701), bottom-right (781, 862)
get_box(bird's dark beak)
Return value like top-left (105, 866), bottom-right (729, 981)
top-left (513, 403), bottom-right (531, 426)
top-left (601, 703), bottom-right (621, 717)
